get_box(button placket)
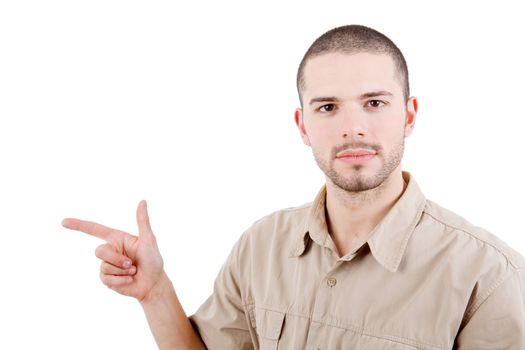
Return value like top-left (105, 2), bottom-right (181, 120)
top-left (307, 262), bottom-right (344, 348)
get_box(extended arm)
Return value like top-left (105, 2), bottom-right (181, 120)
top-left (140, 271), bottom-right (206, 350)
top-left (62, 200), bottom-right (206, 349)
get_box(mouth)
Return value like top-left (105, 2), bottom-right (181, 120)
top-left (336, 148), bottom-right (377, 157)
top-left (336, 149), bottom-right (377, 163)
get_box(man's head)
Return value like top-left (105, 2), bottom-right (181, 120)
top-left (294, 25), bottom-right (418, 193)
top-left (297, 25), bottom-right (410, 107)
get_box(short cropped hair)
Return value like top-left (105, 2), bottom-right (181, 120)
top-left (296, 25), bottom-right (410, 106)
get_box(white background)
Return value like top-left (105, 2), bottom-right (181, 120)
top-left (1, 1), bottom-right (524, 348)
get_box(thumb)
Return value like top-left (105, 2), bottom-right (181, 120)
top-left (137, 200), bottom-right (154, 239)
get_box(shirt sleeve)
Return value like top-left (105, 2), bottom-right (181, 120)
top-left (454, 268), bottom-right (525, 349)
top-left (188, 233), bottom-right (255, 350)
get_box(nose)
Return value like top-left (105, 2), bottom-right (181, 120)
top-left (340, 105), bottom-right (367, 139)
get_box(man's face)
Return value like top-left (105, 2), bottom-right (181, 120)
top-left (295, 52), bottom-right (417, 193)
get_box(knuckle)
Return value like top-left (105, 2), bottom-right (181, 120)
top-left (100, 262), bottom-right (109, 274)
top-left (94, 244), bottom-right (106, 259)
top-left (100, 272), bottom-right (112, 287)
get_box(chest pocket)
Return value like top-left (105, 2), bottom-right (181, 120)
top-left (254, 308), bottom-right (286, 350)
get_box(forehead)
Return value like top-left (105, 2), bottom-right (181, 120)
top-left (302, 52), bottom-right (402, 100)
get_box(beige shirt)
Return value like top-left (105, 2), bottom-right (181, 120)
top-left (189, 172), bottom-right (525, 349)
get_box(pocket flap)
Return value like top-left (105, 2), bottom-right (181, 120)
top-left (255, 308), bottom-right (286, 340)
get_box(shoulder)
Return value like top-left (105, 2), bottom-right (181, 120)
top-left (250, 201), bottom-right (312, 231)
top-left (236, 200), bottom-right (313, 253)
top-left (421, 199), bottom-right (525, 270)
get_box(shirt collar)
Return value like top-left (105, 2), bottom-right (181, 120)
top-left (289, 171), bottom-right (427, 272)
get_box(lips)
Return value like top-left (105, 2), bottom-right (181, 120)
top-left (336, 149), bottom-right (377, 158)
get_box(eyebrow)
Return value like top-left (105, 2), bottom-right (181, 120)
top-left (360, 90), bottom-right (393, 99)
top-left (308, 96), bottom-right (340, 106)
top-left (308, 91), bottom-right (393, 106)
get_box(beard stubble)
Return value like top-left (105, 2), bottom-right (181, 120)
top-left (313, 136), bottom-right (405, 193)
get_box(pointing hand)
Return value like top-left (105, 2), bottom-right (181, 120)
top-left (62, 200), bottom-right (164, 301)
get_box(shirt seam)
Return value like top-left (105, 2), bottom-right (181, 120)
top-left (462, 269), bottom-right (515, 325)
top-left (422, 210), bottom-right (518, 269)
top-left (423, 210), bottom-right (521, 326)
top-left (238, 232), bottom-right (259, 336)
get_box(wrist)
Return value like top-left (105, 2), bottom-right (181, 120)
top-left (139, 271), bottom-right (175, 306)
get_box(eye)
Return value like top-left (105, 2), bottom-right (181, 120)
top-left (367, 100), bottom-right (385, 108)
top-left (318, 104), bottom-right (336, 113)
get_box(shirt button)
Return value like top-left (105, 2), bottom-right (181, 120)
top-left (327, 277), bottom-right (337, 287)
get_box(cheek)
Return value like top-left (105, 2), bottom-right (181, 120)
top-left (305, 124), bottom-right (335, 152)
top-left (383, 127), bottom-right (406, 154)
top-left (370, 116), bottom-right (405, 139)
top-left (305, 118), bottom-right (338, 143)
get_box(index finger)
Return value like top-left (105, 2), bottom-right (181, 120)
top-left (62, 218), bottom-right (119, 241)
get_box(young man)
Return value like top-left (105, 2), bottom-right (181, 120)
top-left (62, 25), bottom-right (525, 349)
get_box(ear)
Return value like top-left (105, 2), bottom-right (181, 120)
top-left (294, 108), bottom-right (311, 146)
top-left (404, 96), bottom-right (418, 137)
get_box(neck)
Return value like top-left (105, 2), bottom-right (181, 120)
top-left (325, 167), bottom-right (407, 256)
